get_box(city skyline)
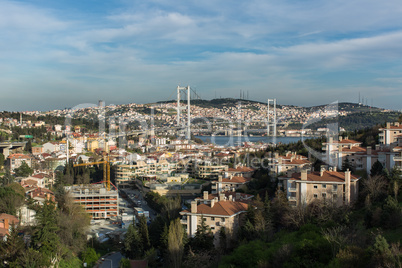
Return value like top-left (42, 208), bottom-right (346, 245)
top-left (1, 0), bottom-right (402, 111)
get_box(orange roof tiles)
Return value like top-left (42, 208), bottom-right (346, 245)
top-left (291, 171), bottom-right (359, 183)
top-left (221, 176), bottom-right (251, 184)
top-left (195, 200), bottom-right (249, 216)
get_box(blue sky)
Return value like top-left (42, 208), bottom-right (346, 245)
top-left (1, 0), bottom-right (402, 111)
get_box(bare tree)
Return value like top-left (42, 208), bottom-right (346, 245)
top-left (362, 175), bottom-right (388, 204)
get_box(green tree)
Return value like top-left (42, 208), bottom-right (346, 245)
top-left (25, 139), bottom-right (32, 153)
top-left (81, 247), bottom-right (100, 267)
top-left (370, 160), bottom-right (383, 177)
top-left (32, 200), bottom-right (61, 266)
top-left (123, 223), bottom-right (143, 259)
top-left (0, 183), bottom-right (25, 215)
top-left (138, 215), bottom-right (151, 250)
top-left (0, 226), bottom-right (25, 265)
top-left (14, 161), bottom-right (33, 177)
top-left (168, 218), bottom-right (185, 268)
top-left (191, 216), bottom-right (214, 251)
top-left (0, 153), bottom-right (4, 170)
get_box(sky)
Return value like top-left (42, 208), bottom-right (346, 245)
top-left (1, 0), bottom-right (402, 111)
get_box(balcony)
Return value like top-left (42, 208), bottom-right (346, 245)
top-left (288, 187), bottom-right (297, 192)
top-left (394, 157), bottom-right (402, 162)
top-left (180, 218), bottom-right (188, 225)
top-left (288, 196), bottom-right (297, 201)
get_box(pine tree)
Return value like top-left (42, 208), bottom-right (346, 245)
top-left (138, 215), bottom-right (151, 250)
top-left (14, 161), bottom-right (33, 177)
top-left (192, 215), bottom-right (214, 251)
top-left (123, 223), bottom-right (143, 259)
top-left (32, 200), bottom-right (60, 265)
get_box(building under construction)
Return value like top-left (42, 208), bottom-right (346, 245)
top-left (65, 184), bottom-right (119, 219)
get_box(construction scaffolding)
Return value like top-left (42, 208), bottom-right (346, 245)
top-left (65, 184), bottom-right (119, 219)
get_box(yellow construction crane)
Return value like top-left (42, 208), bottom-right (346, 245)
top-left (73, 154), bottom-right (111, 191)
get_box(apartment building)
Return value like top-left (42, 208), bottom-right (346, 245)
top-left (115, 159), bottom-right (176, 184)
top-left (379, 122), bottom-right (402, 146)
top-left (227, 166), bottom-right (255, 178)
top-left (323, 136), bottom-right (398, 174)
top-left (196, 161), bottom-right (228, 179)
top-left (196, 191), bottom-right (254, 203)
top-left (267, 152), bottom-right (311, 176)
top-left (180, 195), bottom-right (248, 240)
top-left (65, 184), bottom-right (119, 219)
top-left (7, 153), bottom-right (32, 172)
top-left (32, 145), bottom-right (44, 155)
top-left (393, 136), bottom-right (402, 171)
top-left (279, 167), bottom-right (360, 207)
top-left (211, 175), bottom-right (251, 193)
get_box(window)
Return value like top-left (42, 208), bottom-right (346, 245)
top-left (314, 194), bottom-right (318, 198)
top-left (221, 218), bottom-right (225, 222)
top-left (333, 185), bottom-right (338, 191)
top-left (322, 193), bottom-right (327, 199)
top-left (333, 194), bottom-right (337, 199)
top-left (314, 185), bottom-right (318, 189)
top-left (322, 184), bottom-right (327, 189)
top-left (211, 217), bottom-right (215, 221)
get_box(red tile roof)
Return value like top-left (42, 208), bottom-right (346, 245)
top-left (291, 171), bottom-right (360, 182)
top-left (7, 153), bottom-right (31, 159)
top-left (193, 200), bottom-right (249, 216)
top-left (221, 176), bottom-right (251, 184)
top-left (228, 166), bottom-right (255, 172)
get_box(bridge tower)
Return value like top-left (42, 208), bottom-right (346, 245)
top-left (177, 85), bottom-right (191, 140)
top-left (267, 99), bottom-right (277, 136)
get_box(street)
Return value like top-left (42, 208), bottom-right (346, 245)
top-left (97, 252), bottom-right (123, 268)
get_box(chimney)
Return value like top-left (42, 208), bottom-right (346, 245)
top-left (345, 169), bottom-right (351, 204)
top-left (333, 166), bottom-right (337, 172)
top-left (320, 166), bottom-right (326, 177)
top-left (191, 201), bottom-right (197, 213)
top-left (203, 191), bottom-right (209, 200)
top-left (211, 198), bottom-right (216, 208)
top-left (386, 122), bottom-right (391, 129)
top-left (367, 146), bottom-right (372, 155)
top-left (218, 175), bottom-right (222, 182)
top-left (219, 193), bottom-right (225, 201)
top-left (236, 192), bottom-right (241, 201)
top-left (375, 144), bottom-right (380, 150)
top-left (301, 169), bottom-right (308, 181)
top-left (4, 219), bottom-right (9, 230)
top-left (228, 195), bottom-right (233, 201)
top-left (339, 136), bottom-right (343, 142)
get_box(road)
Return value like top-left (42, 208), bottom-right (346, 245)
top-left (97, 252), bottom-right (123, 268)
top-left (122, 187), bottom-right (157, 221)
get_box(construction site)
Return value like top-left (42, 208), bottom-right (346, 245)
top-left (66, 183), bottom-right (119, 219)
top-left (65, 140), bottom-right (120, 220)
